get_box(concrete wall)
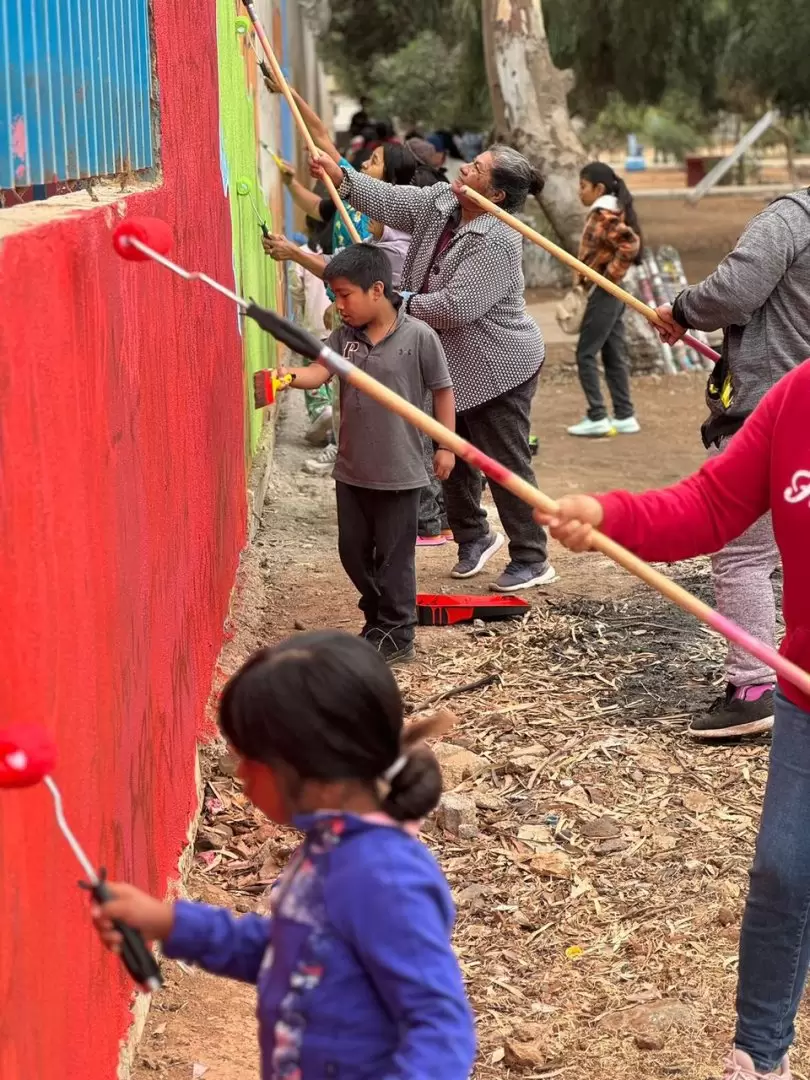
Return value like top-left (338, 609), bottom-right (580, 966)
top-left (0, 1), bottom-right (327, 1076)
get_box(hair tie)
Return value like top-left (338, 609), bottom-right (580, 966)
top-left (382, 754), bottom-right (408, 785)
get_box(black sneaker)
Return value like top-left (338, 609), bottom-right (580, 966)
top-left (490, 560), bottom-right (558, 593)
top-left (688, 683), bottom-right (775, 740)
top-left (365, 629), bottom-right (416, 666)
top-left (451, 531), bottom-right (505, 579)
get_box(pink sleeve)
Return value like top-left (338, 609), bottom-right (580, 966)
top-left (596, 382), bottom-right (783, 563)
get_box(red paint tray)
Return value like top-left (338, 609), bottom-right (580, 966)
top-left (416, 593), bottom-right (530, 627)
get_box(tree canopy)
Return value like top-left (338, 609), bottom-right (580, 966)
top-left (320, 0), bottom-right (810, 132)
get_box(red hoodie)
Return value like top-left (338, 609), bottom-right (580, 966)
top-left (597, 360), bottom-right (810, 712)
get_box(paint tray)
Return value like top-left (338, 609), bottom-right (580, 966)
top-left (416, 593), bottom-right (530, 627)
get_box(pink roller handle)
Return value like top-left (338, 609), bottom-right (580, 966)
top-left (682, 332), bottom-right (720, 364)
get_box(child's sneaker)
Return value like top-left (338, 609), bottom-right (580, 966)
top-left (721, 1048), bottom-right (791, 1079)
top-left (612, 415), bottom-right (641, 434)
top-left (567, 417), bottom-right (616, 438)
top-left (305, 406), bottom-right (334, 446)
top-left (451, 531), bottom-right (504, 579)
top-left (689, 683), bottom-right (775, 739)
top-left (416, 534), bottom-right (448, 547)
top-left (303, 442), bottom-right (338, 476)
top-left (366, 629), bottom-right (416, 665)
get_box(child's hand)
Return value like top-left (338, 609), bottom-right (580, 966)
top-left (276, 363), bottom-right (295, 391)
top-left (533, 495), bottom-right (604, 553)
top-left (91, 882), bottom-right (175, 951)
top-left (309, 152), bottom-right (343, 188)
top-left (432, 449), bottom-right (455, 482)
top-left (262, 233), bottom-right (296, 262)
top-left (654, 303), bottom-right (687, 345)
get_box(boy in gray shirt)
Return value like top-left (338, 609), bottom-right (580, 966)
top-left (281, 245), bottom-right (456, 663)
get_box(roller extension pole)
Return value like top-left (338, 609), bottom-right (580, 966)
top-left (459, 186), bottom-right (719, 366)
top-left (242, 1), bottom-right (361, 243)
top-left (112, 219), bottom-right (810, 700)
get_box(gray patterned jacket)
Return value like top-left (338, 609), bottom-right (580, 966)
top-left (338, 169), bottom-right (545, 412)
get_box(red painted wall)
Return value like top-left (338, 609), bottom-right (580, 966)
top-left (0, 2), bottom-right (247, 1077)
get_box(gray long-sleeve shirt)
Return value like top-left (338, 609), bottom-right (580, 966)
top-left (672, 188), bottom-right (810, 444)
top-left (338, 168), bottom-right (544, 412)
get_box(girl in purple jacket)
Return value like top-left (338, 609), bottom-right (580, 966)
top-left (92, 631), bottom-right (476, 1079)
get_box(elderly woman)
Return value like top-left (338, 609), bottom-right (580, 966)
top-left (312, 146), bottom-right (555, 593)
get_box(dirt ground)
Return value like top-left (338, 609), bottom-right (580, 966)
top-left (130, 196), bottom-right (800, 1080)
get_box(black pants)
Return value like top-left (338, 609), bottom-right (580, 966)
top-left (575, 289), bottom-right (634, 422)
top-left (443, 374), bottom-right (548, 566)
top-left (336, 482), bottom-right (420, 644)
top-left (418, 431), bottom-right (449, 536)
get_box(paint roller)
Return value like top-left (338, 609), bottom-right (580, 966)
top-left (458, 186), bottom-right (720, 365)
top-left (234, 14), bottom-right (273, 82)
top-left (0, 723), bottom-right (162, 993)
top-left (110, 215), bottom-right (810, 701)
top-left (235, 178), bottom-right (270, 238)
top-left (239, 2), bottom-right (362, 244)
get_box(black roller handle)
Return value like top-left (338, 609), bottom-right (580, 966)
top-left (81, 870), bottom-right (163, 992)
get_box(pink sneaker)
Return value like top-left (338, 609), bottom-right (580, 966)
top-left (723, 1049), bottom-right (792, 1079)
top-left (416, 535), bottom-right (448, 547)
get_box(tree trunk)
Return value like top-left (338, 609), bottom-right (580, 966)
top-left (482, 0), bottom-right (586, 252)
top-left (480, 4), bottom-right (508, 142)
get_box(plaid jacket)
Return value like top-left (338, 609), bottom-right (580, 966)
top-left (339, 169), bottom-right (544, 412)
top-left (578, 207), bottom-right (640, 285)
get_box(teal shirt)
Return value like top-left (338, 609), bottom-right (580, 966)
top-left (331, 157), bottom-right (374, 252)
top-left (323, 159), bottom-right (376, 303)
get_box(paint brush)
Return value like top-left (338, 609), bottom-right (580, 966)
top-left (253, 370), bottom-right (295, 408)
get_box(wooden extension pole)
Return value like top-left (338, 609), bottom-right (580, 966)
top-left (242, 2), bottom-right (361, 244)
top-left (321, 341), bottom-right (810, 699)
top-left (459, 186), bottom-right (719, 365)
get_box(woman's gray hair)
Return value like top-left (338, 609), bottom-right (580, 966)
top-left (488, 144), bottom-right (545, 212)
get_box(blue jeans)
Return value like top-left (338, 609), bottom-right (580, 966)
top-left (736, 690), bottom-right (810, 1070)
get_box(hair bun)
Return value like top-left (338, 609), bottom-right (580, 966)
top-left (529, 169), bottom-right (545, 197)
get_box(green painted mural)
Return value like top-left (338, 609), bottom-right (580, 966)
top-left (217, 0), bottom-right (280, 457)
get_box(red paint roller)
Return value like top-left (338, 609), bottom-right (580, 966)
top-left (0, 724), bottom-right (162, 993)
top-left (113, 217), bottom-right (173, 261)
top-left (113, 218), bottom-right (295, 409)
top-left (110, 218), bottom-right (810, 700)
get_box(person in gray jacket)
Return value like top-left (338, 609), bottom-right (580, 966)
top-left (656, 188), bottom-right (810, 739)
top-left (311, 146), bottom-right (555, 593)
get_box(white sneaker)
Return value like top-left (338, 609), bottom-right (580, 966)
top-left (303, 442), bottom-right (337, 476)
top-left (612, 416), bottom-right (641, 435)
top-left (567, 417), bottom-right (615, 438)
top-left (722, 1048), bottom-right (792, 1079)
top-left (304, 406), bottom-right (333, 446)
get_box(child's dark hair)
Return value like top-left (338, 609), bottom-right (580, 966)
top-left (305, 214), bottom-right (323, 251)
top-left (219, 631), bottom-right (443, 821)
top-left (412, 163), bottom-right (445, 188)
top-left (580, 161), bottom-right (642, 246)
top-left (381, 143), bottom-right (418, 186)
top-left (323, 243), bottom-right (394, 300)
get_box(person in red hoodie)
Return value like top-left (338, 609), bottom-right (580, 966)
top-left (534, 359), bottom-right (810, 1080)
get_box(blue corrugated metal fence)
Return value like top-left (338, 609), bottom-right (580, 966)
top-left (1, 0), bottom-right (154, 189)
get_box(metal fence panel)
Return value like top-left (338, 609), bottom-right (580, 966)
top-left (1, 0), bottom-right (154, 188)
